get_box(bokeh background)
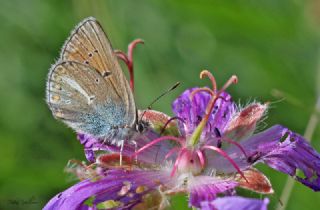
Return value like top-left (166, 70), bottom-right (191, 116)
top-left (1, 0), bottom-right (320, 209)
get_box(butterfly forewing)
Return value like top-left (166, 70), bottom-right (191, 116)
top-left (60, 17), bottom-right (136, 125)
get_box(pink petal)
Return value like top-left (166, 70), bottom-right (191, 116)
top-left (224, 103), bottom-right (267, 141)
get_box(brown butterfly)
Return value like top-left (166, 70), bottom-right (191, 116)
top-left (46, 17), bottom-right (148, 143)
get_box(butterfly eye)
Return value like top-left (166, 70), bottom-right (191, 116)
top-left (136, 122), bottom-right (146, 133)
top-left (138, 123), bottom-right (144, 133)
top-left (137, 121), bottom-right (150, 133)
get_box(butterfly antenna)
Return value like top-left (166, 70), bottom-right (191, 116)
top-left (148, 82), bottom-right (180, 109)
top-left (140, 82), bottom-right (180, 121)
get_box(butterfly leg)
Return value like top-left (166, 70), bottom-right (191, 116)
top-left (131, 140), bottom-right (138, 163)
top-left (102, 136), bottom-right (108, 145)
top-left (119, 139), bottom-right (125, 166)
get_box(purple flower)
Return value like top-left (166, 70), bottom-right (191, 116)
top-left (201, 196), bottom-right (269, 210)
top-left (44, 70), bottom-right (320, 210)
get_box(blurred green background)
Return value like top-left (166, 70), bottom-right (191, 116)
top-left (1, 0), bottom-right (320, 209)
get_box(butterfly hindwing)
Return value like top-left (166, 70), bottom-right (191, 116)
top-left (46, 61), bottom-right (133, 137)
top-left (46, 17), bottom-right (139, 138)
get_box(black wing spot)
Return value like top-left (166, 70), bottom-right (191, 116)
top-left (102, 71), bottom-right (112, 78)
top-left (88, 53), bottom-right (93, 57)
top-left (94, 49), bottom-right (99, 53)
top-left (84, 60), bottom-right (89, 64)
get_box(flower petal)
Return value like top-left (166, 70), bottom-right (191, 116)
top-left (210, 125), bottom-right (320, 191)
top-left (43, 169), bottom-right (173, 210)
top-left (172, 88), bottom-right (235, 136)
top-left (188, 176), bottom-right (238, 208)
top-left (224, 103), bottom-right (267, 141)
top-left (77, 133), bottom-right (107, 162)
top-left (201, 196), bottom-right (269, 210)
top-left (78, 130), bottom-right (173, 165)
top-left (138, 109), bottom-right (180, 137)
top-left (236, 168), bottom-right (273, 194)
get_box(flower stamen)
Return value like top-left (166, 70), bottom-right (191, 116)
top-left (200, 70), bottom-right (217, 93)
top-left (218, 75), bottom-right (238, 95)
top-left (222, 137), bottom-right (248, 159)
top-left (189, 72), bottom-right (238, 146)
top-left (170, 148), bottom-right (188, 177)
top-left (115, 39), bottom-right (144, 92)
top-left (114, 51), bottom-right (129, 64)
top-left (128, 39), bottom-right (144, 65)
top-left (164, 147), bottom-right (180, 161)
top-left (202, 145), bottom-right (248, 183)
top-left (196, 150), bottom-right (205, 169)
top-left (190, 87), bottom-right (214, 101)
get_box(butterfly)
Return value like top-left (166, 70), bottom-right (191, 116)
top-left (46, 17), bottom-right (149, 143)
